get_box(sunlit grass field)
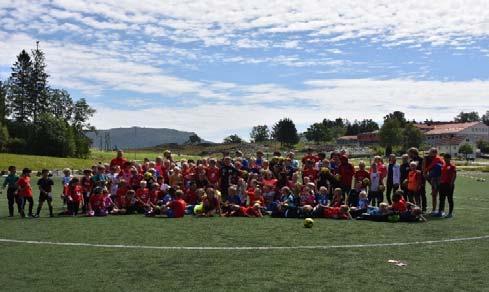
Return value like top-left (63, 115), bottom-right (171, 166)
top-left (0, 150), bottom-right (201, 171)
top-left (0, 173), bottom-right (488, 291)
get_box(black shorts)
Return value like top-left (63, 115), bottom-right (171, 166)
top-left (39, 192), bottom-right (53, 203)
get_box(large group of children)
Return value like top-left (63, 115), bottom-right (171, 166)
top-left (1, 147), bottom-right (457, 223)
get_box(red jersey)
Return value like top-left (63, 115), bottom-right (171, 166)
top-left (184, 189), bottom-right (198, 205)
top-left (392, 199), bottom-right (407, 213)
top-left (90, 194), bottom-right (106, 210)
top-left (302, 168), bottom-right (318, 181)
top-left (206, 167), bottom-right (220, 184)
top-left (69, 185), bottom-right (83, 202)
top-left (302, 155), bottom-right (319, 164)
top-left (262, 178), bottom-right (278, 187)
top-left (339, 163), bottom-right (355, 188)
top-left (149, 189), bottom-right (161, 204)
top-left (440, 163), bottom-right (456, 184)
top-left (81, 176), bottom-right (93, 193)
top-left (354, 169), bottom-right (369, 183)
top-left (323, 207), bottom-right (348, 219)
top-left (377, 163), bottom-right (387, 179)
top-left (136, 188), bottom-right (150, 205)
top-left (245, 207), bottom-right (261, 217)
top-left (129, 174), bottom-right (143, 188)
top-left (17, 176), bottom-right (32, 198)
top-left (426, 155), bottom-right (445, 172)
top-left (167, 199), bottom-right (186, 218)
top-left (110, 157), bottom-right (127, 169)
top-left (407, 170), bottom-right (422, 192)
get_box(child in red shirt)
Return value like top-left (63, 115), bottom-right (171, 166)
top-left (16, 168), bottom-right (34, 218)
top-left (165, 190), bottom-right (186, 218)
top-left (391, 190), bottom-right (407, 213)
top-left (206, 159), bottom-right (220, 187)
top-left (135, 180), bottom-right (150, 213)
top-left (88, 187), bottom-right (107, 216)
top-left (438, 154), bottom-right (457, 218)
top-left (354, 161), bottom-right (370, 185)
top-left (65, 178), bottom-right (83, 216)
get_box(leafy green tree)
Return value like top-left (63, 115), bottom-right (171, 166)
top-left (223, 134), bottom-right (243, 144)
top-left (379, 118), bottom-right (403, 155)
top-left (304, 122), bottom-right (330, 143)
top-left (8, 50), bottom-right (33, 123)
top-left (455, 111), bottom-right (480, 123)
top-left (72, 98), bottom-right (95, 131)
top-left (482, 111), bottom-right (489, 126)
top-left (32, 114), bottom-right (76, 157)
top-left (29, 43), bottom-right (50, 122)
top-left (402, 123), bottom-right (424, 149)
top-left (345, 119), bottom-right (379, 135)
top-left (48, 88), bottom-right (74, 122)
top-left (384, 111), bottom-right (407, 127)
top-left (250, 125), bottom-right (270, 142)
top-left (459, 143), bottom-right (474, 161)
top-left (477, 140), bottom-right (489, 153)
top-left (321, 118), bottom-right (347, 139)
top-left (272, 118), bottom-right (299, 146)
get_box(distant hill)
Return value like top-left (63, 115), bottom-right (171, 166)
top-left (85, 127), bottom-right (206, 150)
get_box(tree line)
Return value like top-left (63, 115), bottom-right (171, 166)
top-left (0, 43), bottom-right (95, 157)
top-left (224, 110), bottom-right (489, 154)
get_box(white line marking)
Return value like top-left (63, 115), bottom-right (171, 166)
top-left (0, 235), bottom-right (488, 250)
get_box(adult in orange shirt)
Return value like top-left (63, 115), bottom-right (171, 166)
top-left (110, 150), bottom-right (128, 169)
top-left (16, 168), bottom-right (34, 218)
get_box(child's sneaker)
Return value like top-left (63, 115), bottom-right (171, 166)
top-left (32, 214), bottom-right (40, 218)
top-left (444, 213), bottom-right (453, 218)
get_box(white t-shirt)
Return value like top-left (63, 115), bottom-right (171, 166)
top-left (370, 172), bottom-right (380, 192)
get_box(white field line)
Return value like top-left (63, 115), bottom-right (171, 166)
top-left (0, 235), bottom-right (488, 251)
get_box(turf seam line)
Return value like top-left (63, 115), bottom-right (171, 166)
top-left (0, 235), bottom-right (489, 250)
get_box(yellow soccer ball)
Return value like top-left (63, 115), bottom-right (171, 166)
top-left (304, 218), bottom-right (314, 228)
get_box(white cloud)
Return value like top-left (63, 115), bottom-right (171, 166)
top-left (92, 78), bottom-right (489, 141)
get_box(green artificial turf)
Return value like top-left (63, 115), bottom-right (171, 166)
top-left (0, 173), bottom-right (489, 291)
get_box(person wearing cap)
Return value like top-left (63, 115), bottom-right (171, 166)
top-left (2, 166), bottom-right (19, 217)
top-left (16, 168), bottom-right (34, 218)
top-left (35, 169), bottom-right (54, 217)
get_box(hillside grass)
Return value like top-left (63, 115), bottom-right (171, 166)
top-left (0, 150), bottom-right (200, 171)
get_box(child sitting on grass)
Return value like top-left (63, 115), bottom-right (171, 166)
top-left (88, 187), bottom-right (108, 217)
top-left (330, 188), bottom-right (344, 207)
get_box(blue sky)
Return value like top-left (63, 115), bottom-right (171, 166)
top-left (0, 1), bottom-right (488, 141)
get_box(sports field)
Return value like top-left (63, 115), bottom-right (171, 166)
top-left (1, 173), bottom-right (489, 291)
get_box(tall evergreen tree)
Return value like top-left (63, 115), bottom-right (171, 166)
top-left (8, 50), bottom-right (33, 123)
top-left (29, 42), bottom-right (50, 122)
top-left (0, 81), bottom-right (7, 123)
